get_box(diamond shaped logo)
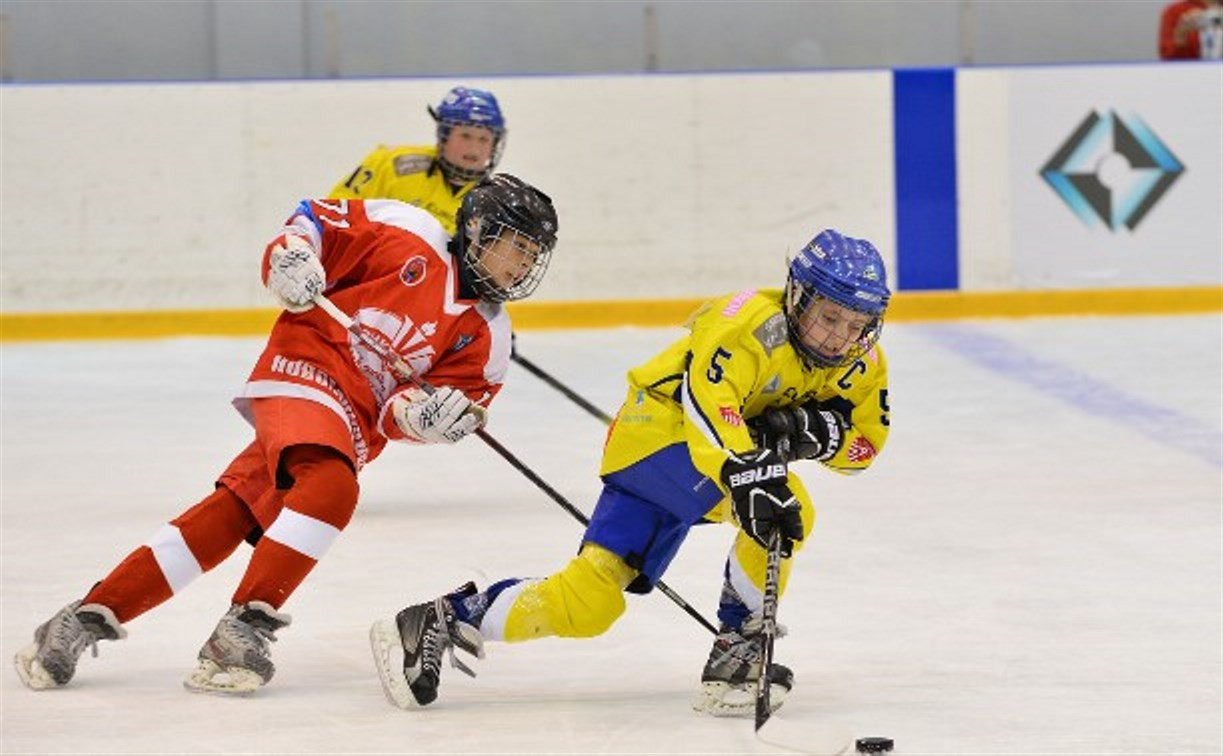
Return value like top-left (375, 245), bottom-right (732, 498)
top-left (1040, 110), bottom-right (1184, 231)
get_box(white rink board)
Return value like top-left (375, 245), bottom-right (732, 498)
top-left (3, 66), bottom-right (1219, 318)
top-left (2, 317), bottom-right (1220, 753)
top-left (0, 72), bottom-right (894, 313)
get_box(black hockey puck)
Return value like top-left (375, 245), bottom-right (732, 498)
top-left (855, 737), bottom-right (894, 753)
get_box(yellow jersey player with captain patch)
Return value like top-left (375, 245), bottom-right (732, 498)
top-left (370, 229), bottom-right (892, 717)
top-left (329, 86), bottom-right (505, 235)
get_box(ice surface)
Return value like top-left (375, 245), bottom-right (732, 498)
top-left (2, 316), bottom-right (1220, 754)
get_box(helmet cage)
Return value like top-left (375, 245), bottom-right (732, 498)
top-left (785, 282), bottom-right (884, 368)
top-left (429, 87), bottom-right (507, 184)
top-left (454, 174), bottom-right (558, 304)
top-left (783, 230), bottom-right (890, 369)
top-left (464, 219), bottom-right (553, 303)
top-left (435, 120), bottom-right (506, 184)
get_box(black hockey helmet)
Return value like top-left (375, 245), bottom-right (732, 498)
top-left (454, 173), bottom-right (558, 303)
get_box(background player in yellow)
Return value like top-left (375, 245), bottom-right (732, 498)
top-left (370, 228), bottom-right (892, 717)
top-left (329, 86), bottom-right (506, 234)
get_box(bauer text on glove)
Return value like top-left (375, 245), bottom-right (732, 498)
top-left (264, 234), bottom-right (325, 312)
top-left (720, 448), bottom-right (803, 557)
top-left (389, 386), bottom-right (485, 444)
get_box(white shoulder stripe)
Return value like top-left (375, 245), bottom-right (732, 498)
top-left (364, 199), bottom-right (470, 316)
top-left (682, 371), bottom-right (724, 449)
top-left (478, 303), bottom-right (511, 385)
top-left (363, 200), bottom-right (449, 253)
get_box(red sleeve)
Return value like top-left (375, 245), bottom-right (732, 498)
top-left (261, 199), bottom-right (382, 288)
top-left (1160, 1), bottom-right (1201, 59)
top-left (377, 321), bottom-right (506, 443)
top-left (420, 326), bottom-right (504, 407)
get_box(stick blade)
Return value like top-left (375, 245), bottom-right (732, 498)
top-left (755, 715), bottom-right (856, 755)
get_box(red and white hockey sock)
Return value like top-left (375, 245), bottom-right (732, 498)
top-left (231, 446), bottom-right (358, 608)
top-left (82, 485), bottom-right (258, 624)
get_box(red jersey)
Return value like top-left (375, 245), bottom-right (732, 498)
top-left (236, 198), bottom-right (511, 470)
top-left (1160, 0), bottom-right (1214, 59)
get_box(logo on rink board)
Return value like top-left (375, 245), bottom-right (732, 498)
top-left (1040, 110), bottom-right (1183, 231)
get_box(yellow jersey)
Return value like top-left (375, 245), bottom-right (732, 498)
top-left (329, 144), bottom-right (478, 235)
top-left (602, 288), bottom-right (890, 502)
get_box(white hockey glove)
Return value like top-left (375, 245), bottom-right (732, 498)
top-left (721, 448), bottom-right (803, 558)
top-left (265, 235), bottom-right (325, 313)
top-left (391, 386), bottom-right (486, 444)
top-left (749, 401), bottom-right (847, 462)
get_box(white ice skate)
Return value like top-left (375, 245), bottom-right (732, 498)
top-left (14, 601), bottom-right (126, 690)
top-left (693, 621), bottom-right (792, 717)
top-left (183, 601), bottom-right (290, 695)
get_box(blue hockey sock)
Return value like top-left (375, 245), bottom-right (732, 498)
top-left (450, 578), bottom-right (522, 627)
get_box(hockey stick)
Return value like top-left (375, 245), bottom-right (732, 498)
top-left (755, 434), bottom-right (790, 731)
top-left (751, 438), bottom-right (860, 755)
top-left (312, 295), bottom-right (719, 636)
top-left (752, 525), bottom-right (856, 754)
top-left (510, 334), bottom-right (614, 425)
top-left (755, 527), bottom-right (784, 731)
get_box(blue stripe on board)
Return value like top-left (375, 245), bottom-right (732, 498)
top-left (893, 68), bottom-right (959, 291)
top-left (924, 324), bottom-right (1223, 469)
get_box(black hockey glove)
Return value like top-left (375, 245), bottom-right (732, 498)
top-left (750, 401), bottom-right (847, 462)
top-left (721, 448), bottom-right (803, 558)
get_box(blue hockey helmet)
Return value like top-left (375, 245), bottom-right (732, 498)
top-left (429, 86), bottom-right (507, 183)
top-left (784, 229), bottom-right (891, 368)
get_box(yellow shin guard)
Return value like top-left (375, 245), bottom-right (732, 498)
top-left (504, 543), bottom-right (638, 641)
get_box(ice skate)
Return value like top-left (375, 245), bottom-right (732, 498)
top-left (183, 601), bottom-right (290, 695)
top-left (370, 581), bottom-right (485, 709)
top-left (692, 620), bottom-right (793, 717)
top-left (14, 601), bottom-right (126, 690)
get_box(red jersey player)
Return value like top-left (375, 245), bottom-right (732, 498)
top-left (14, 174), bottom-right (558, 696)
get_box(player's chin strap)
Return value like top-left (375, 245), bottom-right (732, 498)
top-left (312, 294), bottom-right (719, 637)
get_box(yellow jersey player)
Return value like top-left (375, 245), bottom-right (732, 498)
top-left (370, 229), bottom-right (892, 717)
top-left (329, 86), bottom-right (505, 234)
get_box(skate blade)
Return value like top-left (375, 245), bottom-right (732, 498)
top-left (182, 659), bottom-right (263, 696)
top-left (13, 643), bottom-right (59, 690)
top-left (369, 619), bottom-right (418, 709)
top-left (692, 680), bottom-right (788, 717)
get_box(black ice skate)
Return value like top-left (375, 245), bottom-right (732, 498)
top-left (14, 601), bottom-right (126, 690)
top-left (693, 619), bottom-right (794, 717)
top-left (369, 581), bottom-right (485, 709)
top-left (183, 600), bottom-right (291, 695)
